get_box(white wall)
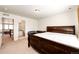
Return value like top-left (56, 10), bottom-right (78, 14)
top-left (38, 10), bottom-right (77, 31)
top-left (13, 16), bottom-right (19, 41)
top-left (24, 17), bottom-right (38, 37)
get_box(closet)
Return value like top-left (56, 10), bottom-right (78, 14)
top-left (19, 20), bottom-right (25, 37)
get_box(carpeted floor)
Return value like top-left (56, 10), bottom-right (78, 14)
top-left (0, 37), bottom-right (38, 54)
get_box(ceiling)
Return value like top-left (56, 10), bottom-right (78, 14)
top-left (0, 5), bottom-right (75, 19)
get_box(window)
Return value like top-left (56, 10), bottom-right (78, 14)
top-left (9, 25), bottom-right (13, 29)
top-left (0, 24), bottom-right (2, 32)
top-left (4, 24), bottom-right (8, 29)
top-left (4, 24), bottom-right (13, 30)
top-left (0, 24), bottom-right (2, 29)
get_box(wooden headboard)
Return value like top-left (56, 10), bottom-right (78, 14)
top-left (47, 26), bottom-right (75, 35)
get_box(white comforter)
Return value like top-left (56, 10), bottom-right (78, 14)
top-left (34, 32), bottom-right (79, 49)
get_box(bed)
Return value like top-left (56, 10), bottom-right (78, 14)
top-left (28, 26), bottom-right (79, 54)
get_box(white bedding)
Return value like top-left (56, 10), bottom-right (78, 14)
top-left (34, 32), bottom-right (79, 49)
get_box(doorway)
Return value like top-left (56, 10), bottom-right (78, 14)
top-left (1, 17), bottom-right (14, 44)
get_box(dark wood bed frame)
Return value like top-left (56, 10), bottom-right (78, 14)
top-left (47, 26), bottom-right (75, 35)
top-left (28, 26), bottom-right (79, 54)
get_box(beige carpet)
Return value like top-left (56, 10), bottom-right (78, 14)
top-left (2, 34), bottom-right (13, 45)
top-left (0, 37), bottom-right (38, 54)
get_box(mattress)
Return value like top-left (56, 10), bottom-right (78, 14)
top-left (34, 32), bottom-right (79, 49)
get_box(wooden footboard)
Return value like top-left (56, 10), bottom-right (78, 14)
top-left (28, 35), bottom-right (79, 54)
